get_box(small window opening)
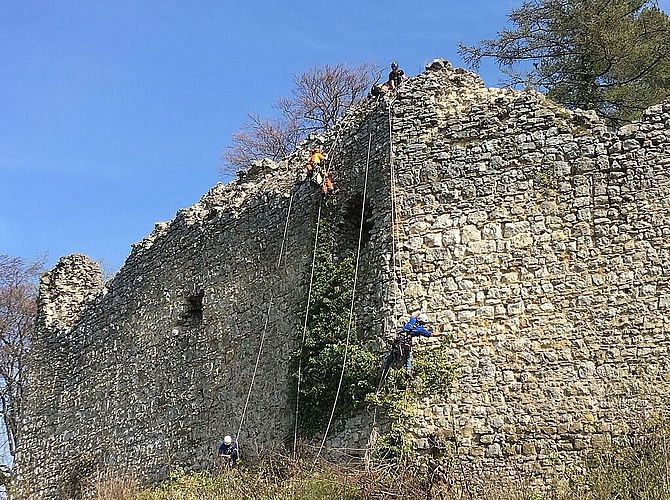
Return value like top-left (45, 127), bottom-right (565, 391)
top-left (178, 291), bottom-right (204, 327)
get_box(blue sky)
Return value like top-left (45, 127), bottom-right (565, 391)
top-left (2, 0), bottom-right (669, 273)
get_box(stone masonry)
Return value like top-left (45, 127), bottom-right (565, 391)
top-left (14, 59), bottom-right (670, 497)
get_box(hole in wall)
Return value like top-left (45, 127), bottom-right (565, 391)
top-left (337, 194), bottom-right (374, 257)
top-left (176, 291), bottom-right (204, 328)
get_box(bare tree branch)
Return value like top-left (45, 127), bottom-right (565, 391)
top-left (220, 61), bottom-right (378, 174)
top-left (0, 254), bottom-right (45, 464)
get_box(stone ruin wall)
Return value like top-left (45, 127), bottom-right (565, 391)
top-left (15, 60), bottom-right (670, 497)
top-left (389, 60), bottom-right (670, 489)
top-left (14, 78), bottom-right (396, 499)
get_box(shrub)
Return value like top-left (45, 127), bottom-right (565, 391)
top-left (291, 219), bottom-right (377, 437)
top-left (575, 418), bottom-right (670, 500)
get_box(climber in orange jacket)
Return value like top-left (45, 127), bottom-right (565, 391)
top-left (306, 148), bottom-right (335, 195)
top-left (305, 148), bottom-right (327, 176)
top-left (320, 170), bottom-right (335, 195)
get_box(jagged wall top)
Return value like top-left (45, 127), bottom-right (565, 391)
top-left (37, 254), bottom-right (103, 332)
top-left (17, 58), bottom-right (670, 499)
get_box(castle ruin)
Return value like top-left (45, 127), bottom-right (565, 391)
top-left (14, 59), bottom-right (670, 498)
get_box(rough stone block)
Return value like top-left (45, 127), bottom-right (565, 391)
top-left (18, 61), bottom-right (670, 500)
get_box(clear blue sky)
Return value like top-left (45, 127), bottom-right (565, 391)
top-left (2, 0), bottom-right (668, 273)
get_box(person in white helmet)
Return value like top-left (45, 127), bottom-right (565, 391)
top-left (382, 308), bottom-right (439, 376)
top-left (218, 435), bottom-right (239, 466)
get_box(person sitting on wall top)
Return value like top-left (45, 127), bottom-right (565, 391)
top-left (386, 62), bottom-right (406, 90)
top-left (371, 62), bottom-right (407, 97)
top-left (218, 435), bottom-right (239, 466)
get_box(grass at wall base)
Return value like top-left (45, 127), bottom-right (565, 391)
top-left (73, 422), bottom-right (670, 500)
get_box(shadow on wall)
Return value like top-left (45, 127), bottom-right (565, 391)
top-left (335, 193), bottom-right (374, 259)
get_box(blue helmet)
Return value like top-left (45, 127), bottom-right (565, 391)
top-left (391, 62), bottom-right (399, 70)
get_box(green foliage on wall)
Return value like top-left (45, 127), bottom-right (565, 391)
top-left (367, 340), bottom-right (455, 463)
top-left (292, 219), bottom-right (377, 437)
top-left (291, 213), bottom-right (455, 449)
top-left (411, 341), bottom-right (454, 399)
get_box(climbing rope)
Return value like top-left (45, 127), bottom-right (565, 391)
top-left (236, 192), bottom-right (294, 457)
top-left (292, 124), bottom-right (348, 457)
top-left (292, 198), bottom-right (323, 457)
top-left (387, 97), bottom-right (405, 319)
top-left (366, 94), bottom-right (403, 466)
top-left (375, 96), bottom-right (406, 392)
top-left (312, 113), bottom-right (375, 468)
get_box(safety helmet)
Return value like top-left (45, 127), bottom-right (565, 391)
top-left (224, 435), bottom-right (232, 445)
top-left (391, 62), bottom-right (398, 70)
top-left (417, 312), bottom-right (429, 323)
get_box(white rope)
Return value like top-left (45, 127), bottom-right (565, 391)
top-left (387, 95), bottom-right (407, 322)
top-left (367, 96), bottom-right (401, 466)
top-left (292, 198), bottom-right (323, 456)
top-left (313, 117), bottom-right (375, 467)
top-left (292, 125), bottom-right (347, 456)
top-left (236, 192), bottom-right (294, 456)
top-left (388, 100), bottom-right (402, 319)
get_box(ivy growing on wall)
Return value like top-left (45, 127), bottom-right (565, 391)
top-left (412, 341), bottom-right (455, 399)
top-left (367, 340), bottom-right (455, 463)
top-left (291, 219), bottom-right (377, 437)
top-left (291, 213), bottom-right (456, 455)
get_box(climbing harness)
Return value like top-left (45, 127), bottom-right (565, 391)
top-left (377, 333), bottom-right (412, 392)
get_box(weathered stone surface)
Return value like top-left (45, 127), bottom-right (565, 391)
top-left (14, 59), bottom-right (670, 498)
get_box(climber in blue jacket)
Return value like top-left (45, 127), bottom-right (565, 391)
top-left (382, 308), bottom-right (438, 375)
top-left (401, 309), bottom-right (432, 338)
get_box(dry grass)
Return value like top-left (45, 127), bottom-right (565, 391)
top-left (85, 471), bottom-right (144, 500)
top-left (82, 427), bottom-right (670, 500)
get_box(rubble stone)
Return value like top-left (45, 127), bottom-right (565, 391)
top-left (14, 59), bottom-right (670, 498)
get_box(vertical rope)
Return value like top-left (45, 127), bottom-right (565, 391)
top-left (388, 96), bottom-right (406, 320)
top-left (367, 96), bottom-right (402, 465)
top-left (388, 100), bottom-right (401, 319)
top-left (292, 125), bottom-right (346, 456)
top-left (292, 198), bottom-right (323, 457)
top-left (313, 118), bottom-right (375, 468)
top-left (236, 192), bottom-right (294, 456)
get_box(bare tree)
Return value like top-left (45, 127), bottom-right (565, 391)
top-left (0, 255), bottom-right (44, 465)
top-left (220, 61), bottom-right (378, 174)
top-left (223, 113), bottom-right (304, 172)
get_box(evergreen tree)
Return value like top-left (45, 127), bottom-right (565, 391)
top-left (459, 0), bottom-right (670, 124)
